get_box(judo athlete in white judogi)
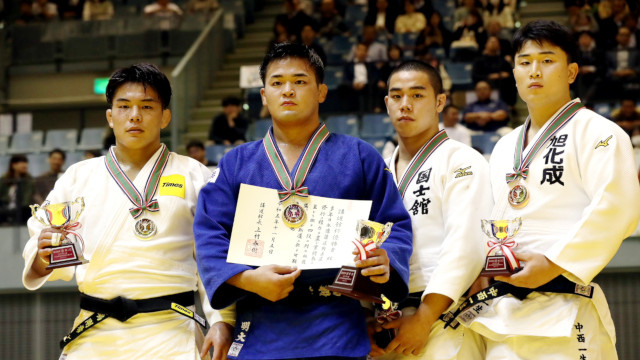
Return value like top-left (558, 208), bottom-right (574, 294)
top-left (455, 21), bottom-right (640, 359)
top-left (369, 61), bottom-right (491, 360)
top-left (22, 64), bottom-right (233, 360)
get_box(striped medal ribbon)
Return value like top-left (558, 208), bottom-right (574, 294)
top-left (505, 101), bottom-right (584, 208)
top-left (263, 124), bottom-right (330, 228)
top-left (397, 130), bottom-right (449, 199)
top-left (105, 144), bottom-right (170, 238)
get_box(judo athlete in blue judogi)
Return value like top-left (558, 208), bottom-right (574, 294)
top-left (194, 43), bottom-right (413, 360)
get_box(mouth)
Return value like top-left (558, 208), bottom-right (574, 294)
top-left (528, 82), bottom-right (543, 89)
top-left (127, 127), bottom-right (144, 134)
top-left (397, 116), bottom-right (414, 122)
top-left (281, 101), bottom-right (297, 107)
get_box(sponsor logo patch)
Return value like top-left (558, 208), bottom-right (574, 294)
top-left (159, 174), bottom-right (185, 198)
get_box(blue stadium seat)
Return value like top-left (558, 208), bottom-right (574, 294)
top-left (9, 131), bottom-right (44, 154)
top-left (330, 35), bottom-right (357, 54)
top-left (324, 66), bottom-right (344, 90)
top-left (471, 132), bottom-right (501, 155)
top-left (205, 145), bottom-right (233, 165)
top-left (593, 102), bottom-right (612, 119)
top-left (345, 5), bottom-right (367, 22)
top-left (393, 32), bottom-right (419, 49)
top-left (78, 127), bottom-right (107, 150)
top-left (65, 150), bottom-right (86, 167)
top-left (0, 154), bottom-right (9, 174)
top-left (249, 118), bottom-right (272, 141)
top-left (325, 115), bottom-right (359, 137)
top-left (0, 135), bottom-right (9, 155)
top-left (43, 129), bottom-right (78, 152)
top-left (361, 136), bottom-right (389, 154)
top-left (446, 62), bottom-right (474, 91)
top-left (27, 153), bottom-right (48, 177)
top-left (361, 113), bottom-right (394, 137)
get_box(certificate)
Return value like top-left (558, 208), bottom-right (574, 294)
top-left (228, 184), bottom-right (373, 269)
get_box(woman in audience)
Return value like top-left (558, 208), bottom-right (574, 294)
top-left (482, 0), bottom-right (513, 29)
top-left (0, 155), bottom-right (34, 224)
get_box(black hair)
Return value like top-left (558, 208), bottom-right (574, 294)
top-left (259, 42), bottom-right (325, 85)
top-left (513, 20), bottom-right (576, 63)
top-left (6, 154), bottom-right (28, 178)
top-left (443, 104), bottom-right (458, 113)
top-left (222, 96), bottom-right (242, 107)
top-left (186, 139), bottom-right (205, 151)
top-left (387, 60), bottom-right (443, 96)
top-left (106, 63), bottom-right (172, 109)
top-left (49, 148), bottom-right (66, 161)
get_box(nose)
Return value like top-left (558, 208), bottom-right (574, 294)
top-left (529, 62), bottom-right (541, 79)
top-left (283, 83), bottom-right (295, 97)
top-left (400, 96), bottom-right (412, 111)
top-left (130, 105), bottom-right (141, 122)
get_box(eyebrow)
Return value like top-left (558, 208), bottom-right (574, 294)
top-left (115, 98), bottom-right (157, 102)
top-left (517, 51), bottom-right (556, 58)
top-left (389, 85), bottom-right (428, 92)
top-left (269, 73), bottom-right (310, 79)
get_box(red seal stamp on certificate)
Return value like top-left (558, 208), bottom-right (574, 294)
top-left (245, 239), bottom-right (264, 258)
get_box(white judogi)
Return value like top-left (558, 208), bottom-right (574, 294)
top-left (463, 100), bottom-right (640, 359)
top-left (22, 146), bottom-right (230, 360)
top-left (381, 136), bottom-right (492, 360)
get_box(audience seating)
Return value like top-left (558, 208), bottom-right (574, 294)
top-left (205, 144), bottom-right (233, 164)
top-left (8, 131), bottom-right (44, 155)
top-left (43, 129), bottom-right (79, 152)
top-left (361, 114), bottom-right (394, 138)
top-left (471, 132), bottom-right (501, 155)
top-left (324, 115), bottom-right (359, 137)
top-left (249, 118), bottom-right (272, 141)
top-left (27, 153), bottom-right (48, 177)
top-left (77, 127), bottom-right (107, 151)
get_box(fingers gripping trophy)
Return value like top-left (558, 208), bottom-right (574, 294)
top-left (30, 197), bottom-right (89, 269)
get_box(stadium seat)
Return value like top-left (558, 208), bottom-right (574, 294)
top-left (205, 145), bottom-right (233, 165)
top-left (0, 135), bottom-right (9, 156)
top-left (0, 154), bottom-right (9, 174)
top-left (8, 131), bottom-right (44, 154)
top-left (361, 136), bottom-right (389, 154)
top-left (325, 115), bottom-right (359, 137)
top-left (77, 127), bottom-right (107, 151)
top-left (27, 153), bottom-right (48, 177)
top-left (361, 113), bottom-right (394, 137)
top-left (446, 62), bottom-right (474, 91)
top-left (471, 132), bottom-right (501, 155)
top-left (324, 66), bottom-right (344, 91)
top-left (61, 35), bottom-right (111, 62)
top-left (593, 102), bottom-right (612, 119)
top-left (249, 118), bottom-right (272, 141)
top-left (65, 150), bottom-right (86, 167)
top-left (43, 129), bottom-right (79, 152)
top-left (393, 32), bottom-right (419, 49)
top-left (345, 5), bottom-right (367, 23)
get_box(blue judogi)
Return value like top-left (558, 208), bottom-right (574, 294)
top-left (194, 131), bottom-right (413, 359)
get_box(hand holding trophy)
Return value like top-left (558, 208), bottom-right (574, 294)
top-left (30, 197), bottom-right (89, 269)
top-left (327, 220), bottom-right (393, 304)
top-left (480, 218), bottom-right (522, 276)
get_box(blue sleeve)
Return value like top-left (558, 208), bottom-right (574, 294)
top-left (194, 150), bottom-right (254, 309)
top-left (358, 141), bottom-right (413, 302)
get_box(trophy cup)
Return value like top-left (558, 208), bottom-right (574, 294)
top-left (30, 197), bottom-right (88, 270)
top-left (480, 218), bottom-right (522, 276)
top-left (326, 220), bottom-right (393, 304)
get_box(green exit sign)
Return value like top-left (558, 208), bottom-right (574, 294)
top-left (94, 78), bottom-right (109, 94)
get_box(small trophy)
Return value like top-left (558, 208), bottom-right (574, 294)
top-left (30, 197), bottom-right (88, 270)
top-left (480, 218), bottom-right (522, 277)
top-left (327, 220), bottom-right (393, 304)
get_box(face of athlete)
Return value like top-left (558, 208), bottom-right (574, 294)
top-left (260, 57), bottom-right (327, 127)
top-left (385, 69), bottom-right (445, 140)
top-left (513, 40), bottom-right (578, 108)
top-left (106, 82), bottom-right (170, 154)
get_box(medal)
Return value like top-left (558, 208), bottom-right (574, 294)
top-left (105, 145), bottom-right (170, 238)
top-left (396, 130), bottom-right (448, 199)
top-left (263, 124), bottom-right (330, 228)
top-left (505, 101), bottom-right (584, 209)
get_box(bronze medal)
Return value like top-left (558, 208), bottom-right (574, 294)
top-left (134, 218), bottom-right (157, 239)
top-left (508, 183), bottom-right (529, 209)
top-left (282, 203), bottom-right (306, 228)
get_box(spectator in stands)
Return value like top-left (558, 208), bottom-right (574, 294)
top-left (347, 25), bottom-right (388, 63)
top-left (451, 8), bottom-right (486, 60)
top-left (439, 104), bottom-right (471, 146)
top-left (575, 31), bottom-right (604, 104)
top-left (84, 149), bottom-right (102, 159)
top-left (281, 0), bottom-right (315, 42)
top-left (33, 149), bottom-right (65, 205)
top-left (472, 35), bottom-right (516, 105)
top-left (570, 10), bottom-right (599, 34)
top-left (416, 50), bottom-right (452, 94)
top-left (453, 0), bottom-right (481, 29)
top-left (415, 11), bottom-right (453, 55)
top-left (143, 0), bottom-right (183, 30)
top-left (184, 0), bottom-right (218, 15)
top-left (462, 80), bottom-right (509, 131)
top-left (377, 44), bottom-right (403, 108)
top-left (612, 97), bottom-right (640, 137)
top-left (365, 0), bottom-right (400, 35)
top-left (482, 0), bottom-right (513, 29)
top-left (299, 23), bottom-right (327, 65)
top-left (0, 155), bottom-right (34, 224)
top-left (57, 0), bottom-right (84, 19)
top-left (395, 0), bottom-right (426, 34)
top-left (186, 140), bottom-right (216, 167)
top-left (32, 0), bottom-right (58, 21)
top-left (596, 0), bottom-right (630, 49)
top-left (604, 26), bottom-right (640, 98)
top-left (15, 0), bottom-right (37, 24)
top-left (208, 96), bottom-right (249, 146)
top-left (485, 19), bottom-right (513, 62)
top-left (82, 0), bottom-right (113, 21)
top-left (622, 15), bottom-right (639, 48)
top-left (315, 0), bottom-right (349, 39)
top-left (342, 42), bottom-right (380, 113)
top-left (268, 16), bottom-right (292, 51)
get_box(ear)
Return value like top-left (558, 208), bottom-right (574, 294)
top-left (161, 109), bottom-right (171, 129)
top-left (567, 62), bottom-right (579, 84)
top-left (384, 95), bottom-right (390, 114)
top-left (260, 88), bottom-right (267, 106)
top-left (106, 109), bottom-right (114, 128)
top-left (317, 83), bottom-right (328, 104)
top-left (435, 93), bottom-right (447, 113)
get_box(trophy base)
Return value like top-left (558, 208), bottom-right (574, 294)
top-left (47, 244), bottom-right (89, 270)
top-left (480, 255), bottom-right (520, 277)
top-left (46, 259), bottom-right (88, 270)
top-left (326, 266), bottom-right (385, 304)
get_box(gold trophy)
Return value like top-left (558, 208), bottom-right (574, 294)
top-left (327, 220), bottom-right (393, 304)
top-left (30, 197), bottom-right (88, 269)
top-left (480, 218), bottom-right (522, 276)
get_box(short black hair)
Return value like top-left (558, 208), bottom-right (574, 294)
top-left (222, 96), bottom-right (242, 107)
top-left (259, 42), bottom-right (324, 85)
top-left (49, 148), bottom-right (66, 161)
top-left (513, 20), bottom-right (576, 63)
top-left (106, 63), bottom-right (172, 109)
top-left (387, 60), bottom-right (443, 96)
top-left (186, 139), bottom-right (205, 151)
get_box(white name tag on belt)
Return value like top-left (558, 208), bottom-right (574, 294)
top-left (228, 184), bottom-right (372, 269)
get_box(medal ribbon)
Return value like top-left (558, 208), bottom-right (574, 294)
top-left (506, 101), bottom-right (584, 184)
top-left (105, 145), bottom-right (170, 219)
top-left (397, 130), bottom-right (449, 198)
top-left (487, 237), bottom-right (519, 270)
top-left (263, 124), bottom-right (330, 202)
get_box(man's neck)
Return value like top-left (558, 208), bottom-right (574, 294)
top-left (527, 96), bottom-right (572, 135)
top-left (398, 127), bottom-right (439, 161)
top-left (114, 142), bottom-right (162, 178)
top-left (272, 119), bottom-right (320, 170)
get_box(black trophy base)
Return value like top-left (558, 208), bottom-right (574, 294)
top-left (480, 255), bottom-right (520, 277)
top-left (46, 259), bottom-right (87, 270)
top-left (326, 266), bottom-right (385, 304)
top-left (46, 244), bottom-right (88, 270)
